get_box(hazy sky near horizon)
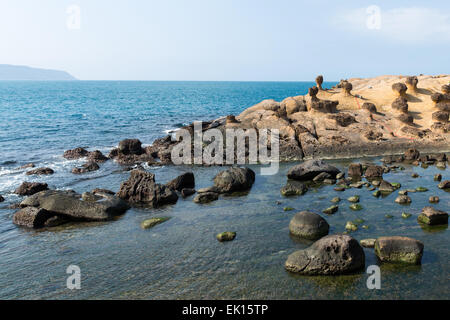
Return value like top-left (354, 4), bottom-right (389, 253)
top-left (1, 0), bottom-right (449, 81)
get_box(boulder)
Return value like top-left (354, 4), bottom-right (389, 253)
top-left (348, 163), bottom-right (363, 177)
top-left (181, 188), bottom-right (196, 198)
top-left (193, 192), bottom-right (219, 203)
top-left (364, 165), bottom-right (384, 179)
top-left (432, 111), bottom-right (449, 123)
top-left (392, 97), bottom-right (408, 113)
top-left (418, 207), bottom-right (448, 225)
top-left (328, 113), bottom-right (356, 127)
top-left (374, 236), bottom-right (424, 264)
top-left (166, 172), bottom-right (195, 191)
top-left (289, 211), bottom-right (329, 240)
top-left (13, 207), bottom-right (66, 228)
top-left (117, 170), bottom-right (178, 207)
top-left (379, 180), bottom-right (395, 193)
top-left (0, 195), bottom-right (4, 202)
top-left (287, 160), bottom-right (340, 181)
top-left (362, 102), bottom-right (377, 113)
top-left (397, 113), bottom-right (414, 124)
top-left (87, 150), bottom-right (109, 163)
top-left (63, 147), bottom-right (89, 160)
top-left (438, 180), bottom-right (450, 189)
top-left (280, 180), bottom-right (307, 196)
top-left (118, 139), bottom-right (144, 155)
top-left (395, 195), bottom-right (412, 204)
top-left (26, 167), bottom-right (54, 176)
top-left (404, 148), bottom-right (420, 160)
top-left (14, 182), bottom-right (48, 196)
top-left (72, 162), bottom-right (100, 174)
top-left (285, 234), bottom-right (365, 275)
top-left (213, 167), bottom-right (255, 193)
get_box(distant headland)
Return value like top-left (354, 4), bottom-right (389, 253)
top-left (0, 64), bottom-right (77, 80)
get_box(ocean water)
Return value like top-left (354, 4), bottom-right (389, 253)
top-left (0, 81), bottom-right (448, 299)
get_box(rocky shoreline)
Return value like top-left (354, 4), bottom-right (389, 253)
top-left (3, 74), bottom-right (450, 278)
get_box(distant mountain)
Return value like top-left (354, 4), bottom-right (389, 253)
top-left (0, 64), bottom-right (77, 80)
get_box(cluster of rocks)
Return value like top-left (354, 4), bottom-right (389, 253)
top-left (430, 84), bottom-right (450, 133)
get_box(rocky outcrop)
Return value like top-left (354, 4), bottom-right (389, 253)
top-left (213, 167), bottom-right (255, 193)
top-left (289, 211), bottom-right (329, 240)
top-left (14, 182), bottom-right (48, 196)
top-left (287, 160), bottom-right (340, 181)
top-left (166, 172), bottom-right (195, 191)
top-left (374, 236), bottom-right (424, 264)
top-left (19, 190), bottom-right (129, 221)
top-left (285, 234), bottom-right (365, 275)
top-left (418, 207), bottom-right (448, 225)
top-left (26, 167), bottom-right (54, 176)
top-left (117, 170), bottom-right (178, 207)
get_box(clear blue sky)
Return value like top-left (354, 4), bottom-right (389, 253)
top-left (1, 0), bottom-right (449, 80)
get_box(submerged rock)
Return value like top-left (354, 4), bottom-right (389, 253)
top-left (193, 192), bottom-right (219, 203)
top-left (347, 195), bottom-right (360, 203)
top-left (418, 207), bottom-right (448, 225)
top-left (360, 239), bottom-right (376, 248)
top-left (72, 162), bottom-right (100, 174)
top-left (434, 174), bottom-right (442, 182)
top-left (287, 160), bottom-right (340, 181)
top-left (289, 211), bottom-right (329, 240)
top-left (345, 221), bottom-right (358, 231)
top-left (349, 204), bottom-right (363, 211)
top-left (213, 167), bottom-right (255, 193)
top-left (438, 180), bottom-right (450, 189)
top-left (14, 182), bottom-right (49, 196)
top-left (395, 195), bottom-right (412, 204)
top-left (216, 232), bottom-right (236, 242)
top-left (374, 236), bottom-right (424, 264)
top-left (141, 217), bottom-right (170, 229)
top-left (117, 170), bottom-right (178, 207)
top-left (26, 167), bottom-right (54, 176)
top-left (285, 234), bottom-right (365, 275)
top-left (429, 196), bottom-right (439, 203)
top-left (323, 205), bottom-right (339, 214)
top-left (280, 180), bottom-right (307, 196)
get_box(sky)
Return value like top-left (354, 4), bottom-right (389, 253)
top-left (1, 0), bottom-right (449, 81)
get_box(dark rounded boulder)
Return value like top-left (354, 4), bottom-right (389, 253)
top-left (287, 160), bottom-right (340, 181)
top-left (392, 83), bottom-right (407, 96)
top-left (118, 139), bottom-right (144, 155)
top-left (364, 165), bottom-right (384, 179)
top-left (166, 172), bottom-right (195, 191)
top-left (15, 182), bottom-right (49, 196)
top-left (213, 167), bottom-right (255, 193)
top-left (285, 234), bottom-right (365, 275)
top-left (289, 211), bottom-right (329, 240)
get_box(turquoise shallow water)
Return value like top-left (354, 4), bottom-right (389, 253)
top-left (0, 82), bottom-right (448, 299)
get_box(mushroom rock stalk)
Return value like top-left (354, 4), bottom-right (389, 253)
top-left (392, 83), bottom-right (407, 97)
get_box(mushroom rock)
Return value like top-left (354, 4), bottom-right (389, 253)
top-left (392, 83), bottom-right (407, 97)
top-left (405, 76), bottom-right (418, 92)
top-left (362, 102), bottom-right (377, 113)
top-left (316, 75), bottom-right (324, 91)
top-left (392, 97), bottom-right (408, 113)
top-left (342, 81), bottom-right (353, 96)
